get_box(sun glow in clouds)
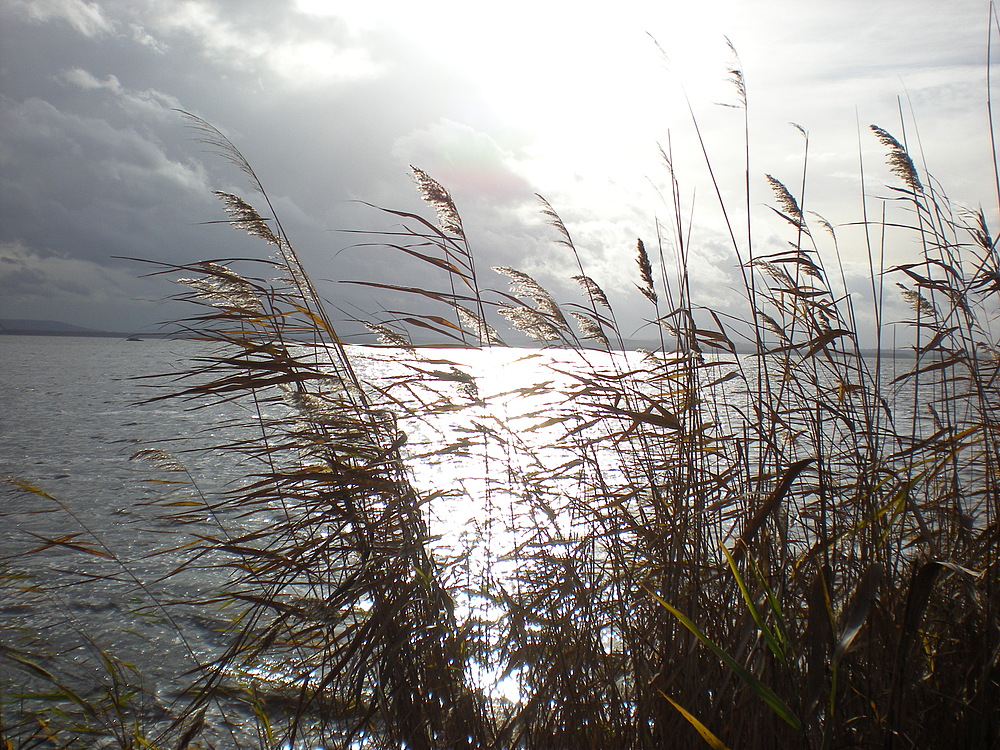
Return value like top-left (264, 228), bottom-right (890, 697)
top-left (4, 0), bottom-right (992, 341)
top-left (294, 1), bottom-right (736, 181)
top-left (290, 1), bottom-right (756, 308)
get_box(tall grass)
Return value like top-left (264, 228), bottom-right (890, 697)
top-left (3, 61), bottom-right (999, 750)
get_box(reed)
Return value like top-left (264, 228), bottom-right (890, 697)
top-left (3, 55), bottom-right (999, 750)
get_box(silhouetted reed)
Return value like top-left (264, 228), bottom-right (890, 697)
top-left (3, 62), bottom-right (998, 750)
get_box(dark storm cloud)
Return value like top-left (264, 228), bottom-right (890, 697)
top-left (0, 0), bottom-right (993, 345)
top-left (0, 0), bottom-right (543, 334)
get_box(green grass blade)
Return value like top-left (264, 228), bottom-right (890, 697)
top-left (722, 543), bottom-right (788, 663)
top-left (647, 587), bottom-right (804, 732)
top-left (745, 553), bottom-right (793, 660)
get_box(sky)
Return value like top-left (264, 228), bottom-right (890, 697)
top-left (1, 0), bottom-right (995, 346)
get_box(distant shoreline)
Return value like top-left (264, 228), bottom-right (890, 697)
top-left (0, 328), bottom-right (921, 358)
top-left (0, 319), bottom-right (924, 356)
top-left (0, 318), bottom-right (179, 340)
top-left (0, 328), bottom-right (178, 339)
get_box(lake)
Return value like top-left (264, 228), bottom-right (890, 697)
top-left (1, 334), bottom-right (925, 747)
top-left (0, 335), bottom-right (619, 744)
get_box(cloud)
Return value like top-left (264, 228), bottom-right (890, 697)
top-left (58, 67), bottom-right (184, 119)
top-left (4, 0), bottom-right (114, 37)
top-left (135, 0), bottom-right (385, 87)
top-left (0, 0), bottom-right (993, 344)
top-left (0, 94), bottom-right (208, 219)
top-left (127, 21), bottom-right (168, 53)
top-left (0, 239), bottom-right (128, 300)
top-left (393, 119), bottom-right (533, 206)
top-left (0, 91), bottom-right (221, 334)
top-left (59, 67), bottom-right (123, 92)
top-left (0, 238), bottom-right (172, 332)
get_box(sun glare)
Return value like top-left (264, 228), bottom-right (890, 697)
top-left (295, 2), bottom-right (736, 176)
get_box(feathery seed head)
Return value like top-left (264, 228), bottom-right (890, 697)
top-left (570, 311), bottom-right (608, 346)
top-left (870, 125), bottom-right (923, 193)
top-left (809, 211), bottom-right (836, 240)
top-left (176, 264), bottom-right (263, 313)
top-left (492, 266), bottom-right (565, 322)
top-left (897, 283), bottom-right (937, 319)
top-left (215, 192), bottom-right (281, 245)
top-left (636, 239), bottom-right (657, 304)
top-left (751, 260), bottom-right (796, 289)
top-left (725, 37), bottom-right (747, 106)
top-left (572, 275), bottom-right (612, 311)
top-left (756, 311), bottom-right (785, 339)
top-left (537, 194), bottom-right (574, 248)
top-left (411, 166), bottom-right (465, 238)
top-left (766, 175), bottom-right (805, 228)
top-left (364, 322), bottom-right (413, 349)
top-left (493, 265), bottom-right (572, 339)
top-left (497, 305), bottom-right (561, 342)
top-left (458, 307), bottom-right (505, 346)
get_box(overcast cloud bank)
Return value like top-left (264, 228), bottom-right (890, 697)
top-left (0, 0), bottom-right (994, 344)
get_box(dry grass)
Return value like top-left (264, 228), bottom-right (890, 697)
top-left (3, 73), bottom-right (999, 750)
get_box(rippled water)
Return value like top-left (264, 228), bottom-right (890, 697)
top-left (1, 335), bottom-right (927, 745)
top-left (0, 336), bottom-right (588, 742)
top-left (0, 336), bottom-right (259, 736)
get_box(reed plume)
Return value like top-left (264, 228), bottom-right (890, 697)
top-left (3, 60), bottom-right (998, 750)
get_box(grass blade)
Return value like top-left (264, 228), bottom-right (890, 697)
top-left (646, 588), bottom-right (804, 732)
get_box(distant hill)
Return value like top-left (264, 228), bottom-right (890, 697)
top-left (0, 318), bottom-right (183, 339)
top-left (0, 318), bottom-right (103, 334)
top-left (0, 318), bottom-right (144, 338)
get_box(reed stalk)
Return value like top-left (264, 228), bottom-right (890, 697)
top-left (3, 51), bottom-right (999, 750)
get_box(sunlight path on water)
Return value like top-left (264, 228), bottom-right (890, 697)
top-left (349, 344), bottom-right (649, 703)
top-left (346, 343), bottom-right (926, 708)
